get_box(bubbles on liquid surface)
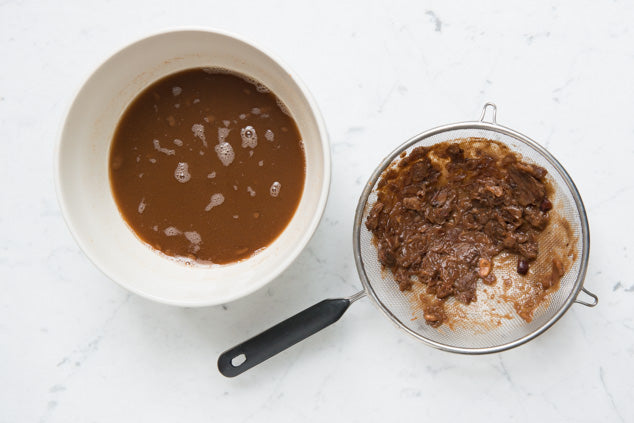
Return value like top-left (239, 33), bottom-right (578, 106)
top-left (255, 83), bottom-right (269, 93)
top-left (172, 86), bottom-right (182, 96)
top-left (241, 126), bottom-right (258, 148)
top-left (265, 129), bottom-right (274, 142)
top-left (276, 99), bottom-right (290, 116)
top-left (173, 138), bottom-right (183, 146)
top-left (191, 124), bottom-right (207, 147)
top-left (218, 127), bottom-right (230, 142)
top-left (247, 186), bottom-right (256, 197)
top-left (223, 120), bottom-right (230, 127)
top-left (137, 198), bottom-right (146, 214)
top-left (174, 162), bottom-right (191, 183)
top-left (184, 231), bottom-right (201, 244)
top-left (193, 98), bottom-right (200, 104)
top-left (149, 158), bottom-right (157, 164)
top-left (164, 226), bottom-right (181, 236)
top-left (251, 107), bottom-right (261, 115)
top-left (153, 139), bottom-right (175, 155)
top-left (207, 171), bottom-right (216, 179)
top-left (258, 160), bottom-right (264, 167)
top-left (205, 193), bottom-right (225, 211)
top-left (184, 231), bottom-right (202, 253)
top-left (152, 225), bottom-right (158, 232)
top-left (270, 181), bottom-right (281, 197)
top-left (215, 142), bottom-right (235, 166)
top-left (239, 114), bottom-right (246, 120)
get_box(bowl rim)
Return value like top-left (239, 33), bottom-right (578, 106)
top-left (54, 27), bottom-right (331, 306)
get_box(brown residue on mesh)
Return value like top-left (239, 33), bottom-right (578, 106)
top-left (367, 138), bottom-right (577, 330)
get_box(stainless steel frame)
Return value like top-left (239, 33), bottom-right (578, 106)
top-left (351, 103), bottom-right (597, 355)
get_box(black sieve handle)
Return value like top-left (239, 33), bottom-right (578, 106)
top-left (218, 298), bottom-right (355, 377)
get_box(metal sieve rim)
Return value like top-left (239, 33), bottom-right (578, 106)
top-left (352, 107), bottom-right (590, 354)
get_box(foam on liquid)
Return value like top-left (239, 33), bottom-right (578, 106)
top-left (184, 231), bottom-right (202, 253)
top-left (164, 226), bottom-right (181, 236)
top-left (215, 142), bottom-right (235, 166)
top-left (205, 193), bottom-right (225, 211)
top-left (191, 124), bottom-right (207, 147)
top-left (270, 181), bottom-right (282, 197)
top-left (153, 139), bottom-right (175, 155)
top-left (241, 126), bottom-right (258, 149)
top-left (174, 162), bottom-right (191, 183)
top-left (218, 127), bottom-right (230, 142)
top-left (137, 198), bottom-right (146, 214)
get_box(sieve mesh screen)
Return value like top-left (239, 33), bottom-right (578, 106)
top-left (355, 125), bottom-right (587, 351)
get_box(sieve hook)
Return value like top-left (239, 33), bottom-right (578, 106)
top-left (574, 287), bottom-right (598, 307)
top-left (479, 102), bottom-right (498, 124)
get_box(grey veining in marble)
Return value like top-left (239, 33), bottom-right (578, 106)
top-left (1, 1), bottom-right (633, 422)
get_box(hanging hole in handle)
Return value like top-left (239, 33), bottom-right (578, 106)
top-left (231, 353), bottom-right (247, 367)
top-left (574, 287), bottom-right (598, 307)
top-left (479, 102), bottom-right (498, 124)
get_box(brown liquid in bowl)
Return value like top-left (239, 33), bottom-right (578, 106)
top-left (109, 68), bottom-right (306, 264)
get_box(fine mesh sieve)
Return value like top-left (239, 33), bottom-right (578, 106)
top-left (354, 103), bottom-right (596, 353)
top-left (218, 103), bottom-right (597, 377)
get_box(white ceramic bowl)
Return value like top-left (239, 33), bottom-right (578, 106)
top-left (55, 29), bottom-right (330, 306)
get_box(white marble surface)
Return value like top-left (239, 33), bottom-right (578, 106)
top-left (1, 1), bottom-right (633, 421)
